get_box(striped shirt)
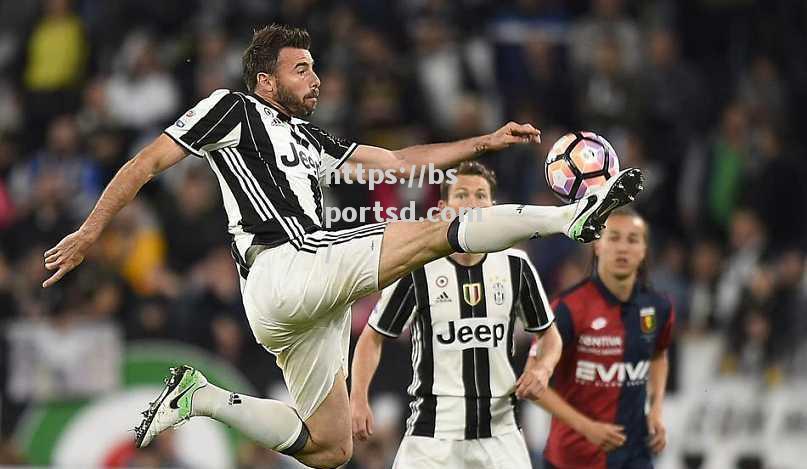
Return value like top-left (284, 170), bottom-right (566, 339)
top-left (164, 89), bottom-right (358, 275)
top-left (368, 249), bottom-right (555, 440)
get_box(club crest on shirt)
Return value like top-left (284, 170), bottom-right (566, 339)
top-left (640, 307), bottom-right (656, 334)
top-left (463, 283), bottom-right (482, 306)
top-left (491, 280), bottom-right (506, 305)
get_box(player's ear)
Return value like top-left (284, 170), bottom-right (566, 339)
top-left (257, 72), bottom-right (274, 93)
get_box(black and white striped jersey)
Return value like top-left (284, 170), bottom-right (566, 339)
top-left (164, 89), bottom-right (358, 267)
top-left (368, 248), bottom-right (555, 440)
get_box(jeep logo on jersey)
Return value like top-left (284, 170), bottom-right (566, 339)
top-left (435, 318), bottom-right (506, 350)
top-left (575, 360), bottom-right (650, 386)
top-left (463, 283), bottom-right (482, 306)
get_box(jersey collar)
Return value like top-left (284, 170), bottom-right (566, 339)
top-left (591, 273), bottom-right (640, 306)
top-left (250, 92), bottom-right (293, 122)
top-left (445, 253), bottom-right (488, 268)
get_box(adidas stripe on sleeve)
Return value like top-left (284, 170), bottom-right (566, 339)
top-left (368, 274), bottom-right (417, 337)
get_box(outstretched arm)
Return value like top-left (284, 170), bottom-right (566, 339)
top-left (350, 326), bottom-right (386, 441)
top-left (42, 134), bottom-right (188, 287)
top-left (349, 121), bottom-right (541, 174)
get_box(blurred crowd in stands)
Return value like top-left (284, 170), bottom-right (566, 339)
top-left (1, 0), bottom-right (807, 467)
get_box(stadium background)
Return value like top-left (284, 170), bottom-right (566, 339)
top-left (1, 0), bottom-right (806, 467)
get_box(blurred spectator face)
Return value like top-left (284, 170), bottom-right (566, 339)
top-left (88, 130), bottom-right (123, 166)
top-left (206, 247), bottom-right (238, 298)
top-left (594, 39), bottom-right (621, 76)
top-left (45, 0), bottom-right (71, 17)
top-left (754, 125), bottom-right (781, 160)
top-left (525, 32), bottom-right (553, 73)
top-left (133, 42), bottom-right (161, 77)
top-left (745, 311), bottom-right (771, 344)
top-left (212, 316), bottom-right (243, 360)
top-left (199, 30), bottom-right (228, 62)
top-left (263, 47), bottom-right (320, 118)
top-left (729, 209), bottom-right (764, 250)
top-left (138, 301), bottom-right (168, 335)
top-left (720, 104), bottom-right (749, 146)
top-left (748, 267), bottom-right (776, 301)
top-left (47, 115), bottom-right (79, 155)
top-left (659, 240), bottom-right (686, 273)
top-left (648, 30), bottom-right (678, 68)
top-left (594, 0), bottom-right (624, 18)
top-left (452, 95), bottom-right (485, 138)
top-left (692, 240), bottom-right (722, 282)
top-left (82, 79), bottom-right (108, 114)
top-left (750, 56), bottom-right (778, 85)
top-left (594, 213), bottom-right (648, 281)
top-left (413, 18), bottom-right (452, 55)
top-left (776, 250), bottom-right (804, 287)
top-left (33, 168), bottom-right (69, 206)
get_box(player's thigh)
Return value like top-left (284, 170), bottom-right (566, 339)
top-left (378, 219), bottom-right (453, 289)
top-left (303, 369), bottom-right (351, 450)
top-left (392, 436), bottom-right (457, 469)
top-left (273, 304), bottom-right (352, 421)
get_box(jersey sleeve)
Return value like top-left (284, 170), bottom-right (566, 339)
top-left (515, 256), bottom-right (555, 332)
top-left (164, 89), bottom-right (241, 157)
top-left (656, 299), bottom-right (676, 352)
top-left (298, 123), bottom-right (358, 181)
top-left (530, 300), bottom-right (573, 357)
top-left (552, 300), bottom-right (575, 346)
top-left (368, 274), bottom-right (417, 338)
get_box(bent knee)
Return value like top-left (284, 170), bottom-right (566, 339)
top-left (316, 442), bottom-right (353, 468)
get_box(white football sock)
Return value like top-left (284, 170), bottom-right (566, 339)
top-left (191, 383), bottom-right (308, 454)
top-left (451, 204), bottom-right (575, 253)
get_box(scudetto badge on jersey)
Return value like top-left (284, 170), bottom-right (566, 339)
top-left (640, 306), bottom-right (656, 333)
top-left (463, 283), bottom-right (483, 306)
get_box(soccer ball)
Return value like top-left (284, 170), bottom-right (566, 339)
top-left (545, 131), bottom-right (620, 203)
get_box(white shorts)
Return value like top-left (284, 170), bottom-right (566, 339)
top-left (241, 223), bottom-right (387, 420)
top-left (393, 431), bottom-right (533, 469)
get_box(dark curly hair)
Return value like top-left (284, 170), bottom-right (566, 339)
top-left (242, 24), bottom-right (311, 92)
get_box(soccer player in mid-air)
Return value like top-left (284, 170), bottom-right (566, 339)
top-left (529, 208), bottom-right (673, 469)
top-left (351, 161), bottom-right (562, 468)
top-left (42, 24), bottom-right (642, 469)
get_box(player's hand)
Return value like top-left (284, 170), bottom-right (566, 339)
top-left (42, 230), bottom-right (93, 288)
top-left (515, 363), bottom-right (551, 401)
top-left (351, 399), bottom-right (374, 441)
top-left (646, 409), bottom-right (667, 454)
top-left (582, 421), bottom-right (626, 452)
top-left (481, 122), bottom-right (541, 152)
